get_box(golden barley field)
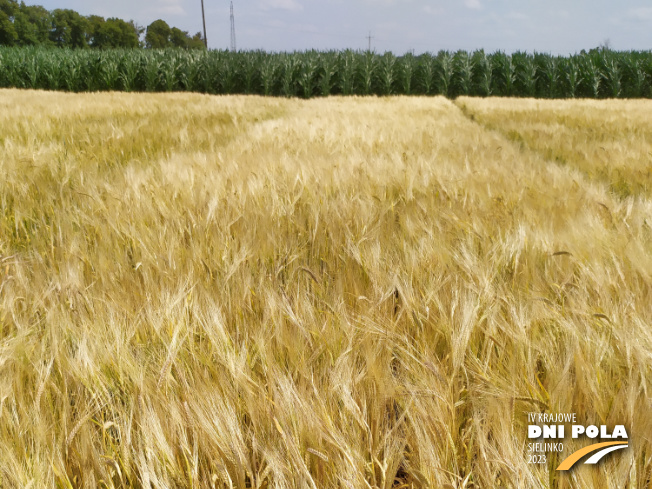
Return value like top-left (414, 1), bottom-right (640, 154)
top-left (0, 89), bottom-right (651, 488)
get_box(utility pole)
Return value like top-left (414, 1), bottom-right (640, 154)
top-left (230, 2), bottom-right (237, 52)
top-left (200, 0), bottom-right (207, 48)
top-left (366, 31), bottom-right (374, 52)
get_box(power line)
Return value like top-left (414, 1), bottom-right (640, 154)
top-left (230, 2), bottom-right (237, 52)
top-left (238, 20), bottom-right (365, 42)
top-left (231, 18), bottom-right (474, 53)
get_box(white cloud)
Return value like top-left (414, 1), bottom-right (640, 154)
top-left (158, 5), bottom-right (185, 16)
top-left (505, 12), bottom-right (528, 21)
top-left (376, 21), bottom-right (401, 32)
top-left (361, 0), bottom-right (415, 5)
top-left (464, 0), bottom-right (482, 11)
top-left (423, 6), bottom-right (443, 16)
top-left (557, 10), bottom-right (570, 20)
top-left (150, 0), bottom-right (185, 17)
top-left (625, 7), bottom-right (652, 21)
top-left (259, 0), bottom-right (304, 12)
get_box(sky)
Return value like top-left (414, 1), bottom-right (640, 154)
top-left (32, 0), bottom-right (652, 54)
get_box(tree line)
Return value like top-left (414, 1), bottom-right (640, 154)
top-left (0, 0), bottom-right (205, 49)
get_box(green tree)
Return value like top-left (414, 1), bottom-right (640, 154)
top-left (0, 2), bottom-right (194, 49)
top-left (88, 16), bottom-right (139, 48)
top-left (187, 32), bottom-right (205, 50)
top-left (111, 18), bottom-right (139, 48)
top-left (0, 0), bottom-right (17, 17)
top-left (50, 9), bottom-right (89, 48)
top-left (86, 14), bottom-right (106, 46)
top-left (170, 26), bottom-right (188, 48)
top-left (145, 19), bottom-right (171, 48)
top-left (14, 3), bottom-right (52, 46)
top-left (170, 27), bottom-right (205, 49)
top-left (0, 11), bottom-right (17, 45)
top-left (0, 0), bottom-right (17, 45)
top-left (128, 20), bottom-right (145, 47)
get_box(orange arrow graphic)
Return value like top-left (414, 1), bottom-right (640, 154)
top-left (556, 442), bottom-right (628, 471)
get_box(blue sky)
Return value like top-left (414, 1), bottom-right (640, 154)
top-left (33, 0), bottom-right (652, 54)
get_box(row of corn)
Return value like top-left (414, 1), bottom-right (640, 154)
top-left (1, 46), bottom-right (651, 98)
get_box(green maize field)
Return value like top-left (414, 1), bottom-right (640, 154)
top-left (1, 46), bottom-right (652, 98)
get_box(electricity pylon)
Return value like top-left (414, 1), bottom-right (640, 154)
top-left (230, 2), bottom-right (236, 52)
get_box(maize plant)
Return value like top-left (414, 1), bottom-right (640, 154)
top-left (377, 52), bottom-right (396, 95)
top-left (580, 56), bottom-right (601, 98)
top-left (218, 52), bottom-right (238, 94)
top-left (119, 52), bottom-right (142, 92)
top-left (317, 52), bottom-right (338, 96)
top-left (238, 51), bottom-right (260, 93)
top-left (437, 51), bottom-right (454, 97)
top-left (622, 56), bottom-right (647, 97)
top-left (561, 56), bottom-right (582, 98)
top-left (416, 53), bottom-right (437, 95)
top-left (280, 54), bottom-right (298, 97)
top-left (398, 52), bottom-right (416, 95)
top-left (495, 52), bottom-right (517, 96)
top-left (600, 52), bottom-right (621, 98)
top-left (38, 51), bottom-right (62, 90)
top-left (515, 52), bottom-right (537, 97)
top-left (298, 54), bottom-right (318, 99)
top-left (473, 50), bottom-right (493, 96)
top-left (259, 55), bottom-right (279, 96)
top-left (98, 53), bottom-right (121, 91)
top-left (20, 52), bottom-right (39, 89)
top-left (355, 51), bottom-right (376, 95)
top-left (338, 50), bottom-right (356, 95)
top-left (143, 55), bottom-right (162, 92)
top-left (537, 53), bottom-right (559, 98)
top-left (453, 50), bottom-right (474, 96)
